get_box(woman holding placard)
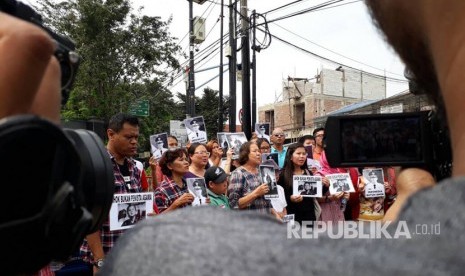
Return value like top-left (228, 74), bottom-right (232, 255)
top-left (228, 142), bottom-right (273, 214)
top-left (277, 143), bottom-right (317, 224)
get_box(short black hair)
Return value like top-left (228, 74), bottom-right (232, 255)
top-left (108, 113), bottom-right (139, 133)
top-left (298, 135), bottom-right (315, 144)
top-left (159, 148), bottom-right (188, 177)
top-left (256, 138), bottom-right (270, 148)
top-left (312, 127), bottom-right (325, 137)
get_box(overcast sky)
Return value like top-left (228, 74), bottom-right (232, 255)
top-left (132, 0), bottom-right (408, 110)
top-left (29, 0), bottom-right (409, 118)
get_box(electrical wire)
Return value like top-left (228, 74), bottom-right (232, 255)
top-left (259, 27), bottom-right (407, 83)
top-left (271, 22), bottom-right (405, 78)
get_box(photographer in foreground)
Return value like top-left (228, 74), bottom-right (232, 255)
top-left (0, 2), bottom-right (115, 274)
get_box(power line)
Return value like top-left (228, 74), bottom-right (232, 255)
top-left (260, 28), bottom-right (407, 83)
top-left (263, 0), bottom-right (306, 15)
top-left (271, 22), bottom-right (404, 78)
top-left (265, 0), bottom-right (345, 25)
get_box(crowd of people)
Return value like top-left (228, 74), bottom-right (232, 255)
top-left (6, 0), bottom-right (465, 273)
top-left (60, 121), bottom-right (400, 275)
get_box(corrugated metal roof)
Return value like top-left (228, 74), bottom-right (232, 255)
top-left (326, 100), bottom-right (378, 115)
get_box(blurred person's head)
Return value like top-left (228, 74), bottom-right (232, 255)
top-left (205, 166), bottom-right (229, 195)
top-left (256, 138), bottom-right (271, 154)
top-left (167, 135), bottom-right (179, 149)
top-left (298, 135), bottom-right (315, 147)
top-left (159, 148), bottom-right (189, 177)
top-left (282, 143), bottom-right (308, 187)
top-left (271, 128), bottom-right (285, 147)
top-left (312, 128), bottom-right (325, 148)
top-left (188, 143), bottom-right (209, 168)
top-left (107, 113), bottom-right (139, 159)
top-left (206, 139), bottom-right (223, 158)
top-left (238, 141), bottom-right (261, 167)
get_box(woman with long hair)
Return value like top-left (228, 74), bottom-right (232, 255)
top-left (206, 140), bottom-right (223, 167)
top-left (277, 143), bottom-right (317, 224)
top-left (205, 139), bottom-right (234, 174)
top-left (228, 142), bottom-right (272, 214)
top-left (154, 148), bottom-right (194, 213)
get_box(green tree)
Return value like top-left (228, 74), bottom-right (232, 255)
top-left (38, 0), bottom-right (182, 123)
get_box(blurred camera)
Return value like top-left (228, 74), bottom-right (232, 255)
top-left (0, 0), bottom-right (80, 106)
top-left (324, 111), bottom-right (452, 180)
top-left (0, 1), bottom-right (114, 274)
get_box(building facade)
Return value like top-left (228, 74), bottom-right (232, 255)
top-left (258, 67), bottom-right (387, 141)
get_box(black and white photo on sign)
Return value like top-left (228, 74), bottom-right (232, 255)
top-left (307, 158), bottom-right (322, 171)
top-left (225, 132), bottom-right (248, 159)
top-left (217, 132), bottom-right (229, 157)
top-left (282, 214), bottom-right (295, 224)
top-left (255, 123), bottom-right (270, 142)
top-left (150, 132), bottom-right (168, 159)
top-left (261, 152), bottom-right (279, 165)
top-left (259, 164), bottom-right (279, 198)
top-left (109, 192), bottom-right (154, 231)
top-left (183, 116), bottom-right (208, 144)
top-left (292, 175), bottom-right (323, 197)
top-left (362, 168), bottom-right (386, 198)
top-left (326, 173), bottom-right (355, 194)
top-left (187, 178), bottom-right (209, 206)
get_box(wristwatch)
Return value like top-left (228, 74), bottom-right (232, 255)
top-left (93, 258), bottom-right (104, 269)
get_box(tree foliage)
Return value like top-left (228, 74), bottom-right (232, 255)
top-left (38, 0), bottom-right (182, 122)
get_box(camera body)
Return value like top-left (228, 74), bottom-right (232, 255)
top-left (0, 0), bottom-right (80, 106)
top-left (0, 1), bottom-right (114, 274)
top-left (325, 111), bottom-right (452, 180)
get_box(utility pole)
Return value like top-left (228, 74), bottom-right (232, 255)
top-left (240, 0), bottom-right (251, 139)
top-left (188, 0), bottom-right (196, 117)
top-left (251, 10), bottom-right (257, 129)
top-left (218, 0), bottom-right (224, 132)
top-left (228, 0), bottom-right (236, 132)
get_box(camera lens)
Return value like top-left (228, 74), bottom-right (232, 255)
top-left (64, 129), bottom-right (114, 233)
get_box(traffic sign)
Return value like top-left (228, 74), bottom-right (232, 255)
top-left (129, 99), bottom-right (149, 117)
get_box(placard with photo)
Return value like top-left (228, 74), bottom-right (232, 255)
top-left (259, 164), bottom-right (279, 199)
top-left (282, 214), bottom-right (295, 225)
top-left (292, 175), bottom-right (322, 197)
top-left (255, 122), bottom-right (270, 142)
top-left (186, 178), bottom-right (209, 206)
top-left (109, 192), bottom-right (154, 231)
top-left (307, 158), bottom-right (322, 171)
top-left (326, 173), bottom-right (355, 194)
top-left (362, 168), bottom-right (386, 198)
top-left (217, 132), bottom-right (229, 157)
top-left (225, 132), bottom-right (248, 159)
top-left (183, 116), bottom-right (208, 144)
top-left (261, 152), bottom-right (279, 165)
top-left (150, 132), bottom-right (168, 159)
